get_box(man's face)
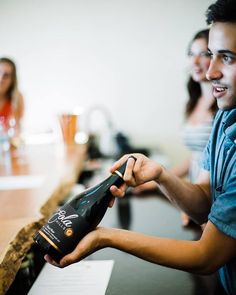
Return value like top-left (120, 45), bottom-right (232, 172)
top-left (206, 22), bottom-right (236, 110)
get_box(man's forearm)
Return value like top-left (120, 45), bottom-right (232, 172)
top-left (156, 167), bottom-right (211, 224)
top-left (105, 228), bottom-right (209, 274)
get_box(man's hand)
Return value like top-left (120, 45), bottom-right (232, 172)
top-left (109, 153), bottom-right (163, 200)
top-left (44, 227), bottom-right (110, 268)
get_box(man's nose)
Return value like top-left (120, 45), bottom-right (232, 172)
top-left (206, 60), bottom-right (222, 81)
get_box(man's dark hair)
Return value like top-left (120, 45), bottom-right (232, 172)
top-left (206, 0), bottom-right (236, 25)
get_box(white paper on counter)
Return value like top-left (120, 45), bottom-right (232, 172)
top-left (28, 260), bottom-right (114, 295)
top-left (0, 175), bottom-right (44, 190)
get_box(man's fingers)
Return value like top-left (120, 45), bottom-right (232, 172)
top-left (44, 255), bottom-right (61, 268)
top-left (110, 184), bottom-right (126, 197)
top-left (109, 154), bottom-right (132, 173)
top-left (108, 197), bottom-right (115, 207)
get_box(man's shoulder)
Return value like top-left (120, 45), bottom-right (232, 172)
top-left (212, 108), bottom-right (236, 135)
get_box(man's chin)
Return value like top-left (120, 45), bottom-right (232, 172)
top-left (215, 97), bottom-right (236, 111)
top-left (217, 104), bottom-right (236, 111)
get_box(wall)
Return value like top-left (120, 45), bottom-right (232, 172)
top-left (0, 0), bottom-right (213, 164)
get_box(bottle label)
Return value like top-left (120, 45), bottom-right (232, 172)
top-left (40, 203), bottom-right (90, 254)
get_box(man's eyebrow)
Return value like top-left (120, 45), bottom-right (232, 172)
top-left (217, 49), bottom-right (236, 56)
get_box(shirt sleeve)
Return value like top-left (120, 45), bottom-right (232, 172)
top-left (201, 137), bottom-right (211, 171)
top-left (209, 167), bottom-right (236, 239)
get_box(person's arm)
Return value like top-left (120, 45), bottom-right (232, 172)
top-left (110, 154), bottom-right (211, 224)
top-left (46, 221), bottom-right (236, 275)
top-left (157, 168), bottom-right (211, 224)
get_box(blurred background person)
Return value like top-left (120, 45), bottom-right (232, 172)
top-left (173, 28), bottom-right (218, 226)
top-left (0, 57), bottom-right (24, 147)
top-left (133, 29), bottom-right (218, 227)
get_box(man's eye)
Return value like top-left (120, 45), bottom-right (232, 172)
top-left (223, 55), bottom-right (233, 63)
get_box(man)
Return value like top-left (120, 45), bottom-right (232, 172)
top-left (46, 0), bottom-right (236, 294)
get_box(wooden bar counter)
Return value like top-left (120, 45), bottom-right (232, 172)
top-left (0, 143), bottom-right (86, 294)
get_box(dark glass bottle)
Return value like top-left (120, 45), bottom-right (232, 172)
top-left (34, 157), bottom-right (134, 263)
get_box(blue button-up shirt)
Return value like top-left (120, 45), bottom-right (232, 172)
top-left (202, 108), bottom-right (236, 295)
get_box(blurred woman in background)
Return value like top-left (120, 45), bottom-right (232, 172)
top-left (134, 29), bottom-right (218, 227)
top-left (0, 57), bottom-right (24, 146)
top-left (172, 29), bottom-right (218, 226)
top-left (0, 57), bottom-right (24, 128)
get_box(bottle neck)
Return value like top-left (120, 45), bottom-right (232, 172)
top-left (98, 170), bottom-right (123, 191)
top-left (113, 169), bottom-right (123, 179)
